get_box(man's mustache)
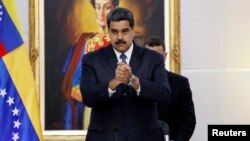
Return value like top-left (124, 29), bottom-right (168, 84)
top-left (115, 40), bottom-right (126, 45)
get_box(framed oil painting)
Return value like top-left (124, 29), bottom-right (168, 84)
top-left (29, 0), bottom-right (180, 140)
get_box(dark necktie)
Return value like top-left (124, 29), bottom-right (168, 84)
top-left (120, 53), bottom-right (127, 64)
top-left (119, 53), bottom-right (128, 95)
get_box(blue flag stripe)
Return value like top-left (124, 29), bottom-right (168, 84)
top-left (0, 59), bottom-right (39, 141)
top-left (0, 1), bottom-right (23, 56)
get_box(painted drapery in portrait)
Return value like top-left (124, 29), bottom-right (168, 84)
top-left (44, 0), bottom-right (164, 131)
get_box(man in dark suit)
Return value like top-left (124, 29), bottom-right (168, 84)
top-left (80, 8), bottom-right (171, 141)
top-left (145, 36), bottom-right (196, 141)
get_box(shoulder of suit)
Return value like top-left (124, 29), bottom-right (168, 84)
top-left (167, 71), bottom-right (189, 82)
top-left (84, 44), bottom-right (111, 57)
top-left (142, 46), bottom-right (163, 58)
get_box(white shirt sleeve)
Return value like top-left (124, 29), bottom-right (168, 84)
top-left (136, 85), bottom-right (141, 96)
top-left (108, 88), bottom-right (116, 97)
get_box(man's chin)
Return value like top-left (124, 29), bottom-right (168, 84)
top-left (97, 21), bottom-right (106, 27)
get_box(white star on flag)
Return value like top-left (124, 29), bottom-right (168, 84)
top-left (0, 88), bottom-right (7, 98)
top-left (0, 4), bottom-right (2, 22)
top-left (6, 96), bottom-right (14, 106)
top-left (12, 107), bottom-right (19, 116)
top-left (13, 119), bottom-right (22, 129)
top-left (12, 132), bottom-right (20, 141)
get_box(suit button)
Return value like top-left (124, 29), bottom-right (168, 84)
top-left (124, 93), bottom-right (127, 96)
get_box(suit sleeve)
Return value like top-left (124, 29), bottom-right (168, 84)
top-left (80, 54), bottom-right (110, 107)
top-left (174, 78), bottom-right (196, 141)
top-left (139, 54), bottom-right (171, 103)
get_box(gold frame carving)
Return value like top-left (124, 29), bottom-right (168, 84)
top-left (29, 0), bottom-right (180, 140)
top-left (29, 0), bottom-right (40, 93)
top-left (170, 0), bottom-right (180, 74)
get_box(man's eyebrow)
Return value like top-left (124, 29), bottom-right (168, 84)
top-left (122, 28), bottom-right (129, 31)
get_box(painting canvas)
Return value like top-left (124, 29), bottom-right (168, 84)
top-left (44, 0), bottom-right (165, 131)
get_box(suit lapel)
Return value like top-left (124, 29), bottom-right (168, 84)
top-left (129, 45), bottom-right (144, 74)
top-left (102, 44), bottom-right (144, 74)
top-left (103, 45), bottom-right (117, 71)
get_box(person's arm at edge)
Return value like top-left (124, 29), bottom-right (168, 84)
top-left (174, 77), bottom-right (196, 141)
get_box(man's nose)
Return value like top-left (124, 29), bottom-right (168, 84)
top-left (101, 7), bottom-right (105, 17)
top-left (118, 32), bottom-right (123, 39)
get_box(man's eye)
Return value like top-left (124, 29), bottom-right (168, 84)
top-left (122, 30), bottom-right (129, 34)
top-left (111, 31), bottom-right (118, 34)
top-left (95, 4), bottom-right (100, 10)
top-left (104, 4), bottom-right (113, 10)
top-left (105, 6), bottom-right (111, 10)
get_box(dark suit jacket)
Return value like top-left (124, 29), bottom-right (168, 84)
top-left (80, 44), bottom-right (171, 141)
top-left (158, 71), bottom-right (196, 141)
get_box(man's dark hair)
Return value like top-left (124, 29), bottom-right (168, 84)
top-left (107, 7), bottom-right (134, 29)
top-left (145, 36), bottom-right (166, 52)
top-left (90, 0), bottom-right (119, 8)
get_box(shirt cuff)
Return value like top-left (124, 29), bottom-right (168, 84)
top-left (136, 85), bottom-right (141, 96)
top-left (108, 88), bottom-right (116, 97)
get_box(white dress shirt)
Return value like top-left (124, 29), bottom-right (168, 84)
top-left (108, 43), bottom-right (140, 97)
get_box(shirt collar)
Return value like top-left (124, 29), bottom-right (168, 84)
top-left (113, 43), bottom-right (134, 64)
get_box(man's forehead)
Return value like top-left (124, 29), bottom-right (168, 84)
top-left (146, 45), bottom-right (164, 50)
top-left (110, 20), bottom-right (130, 26)
top-left (110, 27), bottom-right (130, 31)
top-left (95, 0), bottom-right (113, 5)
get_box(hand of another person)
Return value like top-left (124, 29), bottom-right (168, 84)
top-left (71, 87), bottom-right (83, 102)
top-left (115, 62), bottom-right (131, 84)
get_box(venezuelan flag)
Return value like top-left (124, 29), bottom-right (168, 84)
top-left (0, 0), bottom-right (43, 140)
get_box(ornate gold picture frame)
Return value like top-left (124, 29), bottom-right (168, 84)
top-left (29, 0), bottom-right (180, 140)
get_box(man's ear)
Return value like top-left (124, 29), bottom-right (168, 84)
top-left (164, 52), bottom-right (168, 60)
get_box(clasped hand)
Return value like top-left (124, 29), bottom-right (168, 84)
top-left (108, 62), bottom-right (132, 90)
top-left (115, 62), bottom-right (131, 84)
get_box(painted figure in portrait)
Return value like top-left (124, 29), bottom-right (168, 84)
top-left (62, 0), bottom-right (118, 130)
top-left (44, 0), bottom-right (164, 130)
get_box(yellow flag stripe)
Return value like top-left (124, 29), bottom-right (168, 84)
top-left (3, 46), bottom-right (43, 141)
top-left (3, 0), bottom-right (43, 140)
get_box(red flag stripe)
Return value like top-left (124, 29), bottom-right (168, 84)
top-left (0, 41), bottom-right (7, 57)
